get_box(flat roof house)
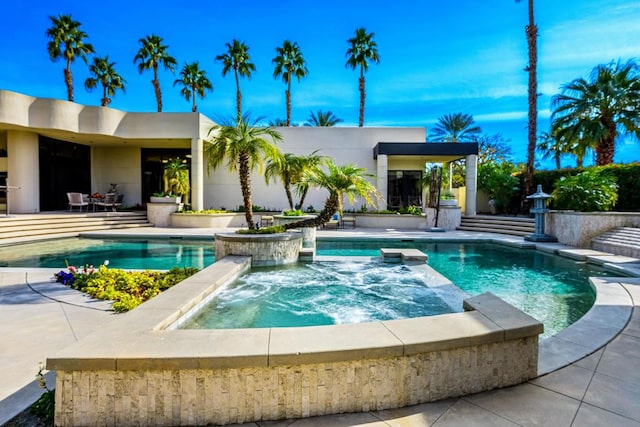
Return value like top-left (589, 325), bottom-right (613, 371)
top-left (0, 89), bottom-right (478, 215)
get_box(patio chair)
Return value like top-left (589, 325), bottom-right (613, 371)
top-left (66, 192), bottom-right (89, 212)
top-left (94, 193), bottom-right (122, 212)
top-left (324, 213), bottom-right (340, 229)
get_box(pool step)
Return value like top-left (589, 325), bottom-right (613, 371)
top-left (0, 212), bottom-right (152, 245)
top-left (457, 215), bottom-right (535, 237)
top-left (591, 227), bottom-right (640, 258)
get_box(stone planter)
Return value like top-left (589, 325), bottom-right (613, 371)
top-left (214, 232), bottom-right (303, 266)
top-left (355, 213), bottom-right (428, 230)
top-left (171, 212), bottom-right (246, 228)
top-left (150, 196), bottom-right (181, 204)
top-left (438, 199), bottom-right (459, 207)
top-left (147, 202), bottom-right (181, 227)
top-left (272, 214), bottom-right (316, 226)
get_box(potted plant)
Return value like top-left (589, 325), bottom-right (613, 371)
top-left (439, 189), bottom-right (458, 207)
top-left (151, 158), bottom-right (190, 204)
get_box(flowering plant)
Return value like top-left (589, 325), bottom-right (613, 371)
top-left (54, 260), bottom-right (109, 289)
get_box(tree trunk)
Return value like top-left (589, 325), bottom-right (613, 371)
top-left (286, 79), bottom-right (291, 127)
top-left (191, 85), bottom-right (197, 112)
top-left (238, 151), bottom-right (254, 229)
top-left (523, 0), bottom-right (538, 204)
top-left (153, 79), bottom-right (163, 112)
top-left (153, 66), bottom-right (162, 112)
top-left (555, 153), bottom-right (561, 170)
top-left (297, 188), bottom-right (309, 211)
top-left (101, 84), bottom-right (109, 107)
top-left (359, 71), bottom-right (365, 127)
top-left (596, 119), bottom-right (616, 165)
top-left (64, 64), bottom-right (74, 102)
top-left (284, 193), bottom-right (339, 230)
top-left (284, 175), bottom-right (294, 210)
top-left (235, 69), bottom-right (242, 120)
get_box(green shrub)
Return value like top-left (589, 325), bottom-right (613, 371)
top-left (551, 169), bottom-right (618, 212)
top-left (236, 225), bottom-right (286, 234)
top-left (399, 205), bottom-right (423, 215)
top-left (478, 162), bottom-right (521, 213)
top-left (57, 265), bottom-right (198, 312)
top-left (282, 209), bottom-right (303, 216)
top-left (31, 365), bottom-right (55, 424)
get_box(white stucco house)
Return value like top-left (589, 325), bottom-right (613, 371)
top-left (0, 89), bottom-right (478, 215)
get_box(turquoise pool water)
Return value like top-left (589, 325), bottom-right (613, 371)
top-left (0, 238), bottom-right (215, 270)
top-left (0, 238), bottom-right (605, 337)
top-left (182, 261), bottom-right (466, 329)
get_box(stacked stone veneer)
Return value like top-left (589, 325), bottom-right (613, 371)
top-left (214, 232), bottom-right (303, 266)
top-left (54, 337), bottom-right (536, 426)
top-left (48, 257), bottom-right (542, 426)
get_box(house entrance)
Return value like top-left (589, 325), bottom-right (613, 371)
top-left (387, 170), bottom-right (422, 210)
top-left (141, 148), bottom-right (190, 204)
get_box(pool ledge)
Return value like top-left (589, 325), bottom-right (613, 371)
top-left (47, 257), bottom-right (544, 426)
top-left (537, 276), bottom-right (634, 375)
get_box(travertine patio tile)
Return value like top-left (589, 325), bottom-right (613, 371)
top-left (584, 373), bottom-right (640, 422)
top-left (431, 400), bottom-right (518, 426)
top-left (557, 248), bottom-right (611, 261)
top-left (595, 347), bottom-right (640, 385)
top-left (573, 402), bottom-right (640, 427)
top-left (372, 398), bottom-right (455, 426)
top-left (573, 349), bottom-right (604, 371)
top-left (530, 364), bottom-right (594, 400)
top-left (463, 383), bottom-right (580, 426)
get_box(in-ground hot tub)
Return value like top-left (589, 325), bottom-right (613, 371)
top-left (47, 251), bottom-right (542, 426)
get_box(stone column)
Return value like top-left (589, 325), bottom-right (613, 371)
top-left (464, 154), bottom-right (477, 216)
top-left (376, 154), bottom-right (388, 211)
top-left (191, 137), bottom-right (204, 211)
top-left (7, 130), bottom-right (39, 213)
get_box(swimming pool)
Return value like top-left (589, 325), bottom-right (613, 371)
top-left (0, 237), bottom-right (604, 337)
top-left (0, 238), bottom-right (215, 270)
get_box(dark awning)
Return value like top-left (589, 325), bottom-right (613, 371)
top-left (374, 142), bottom-right (478, 162)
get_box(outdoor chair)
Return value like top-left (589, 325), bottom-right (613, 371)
top-left (66, 192), bottom-right (89, 212)
top-left (324, 213), bottom-right (341, 229)
top-left (94, 193), bottom-right (122, 212)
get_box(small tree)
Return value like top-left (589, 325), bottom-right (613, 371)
top-left (163, 158), bottom-right (190, 203)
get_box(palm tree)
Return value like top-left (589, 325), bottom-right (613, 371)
top-left (205, 114), bottom-right (282, 229)
top-left (345, 28), bottom-right (380, 127)
top-left (536, 132), bottom-right (564, 170)
top-left (551, 60), bottom-right (640, 165)
top-left (133, 34), bottom-right (177, 112)
top-left (283, 161), bottom-right (380, 230)
top-left (84, 56), bottom-right (126, 107)
top-left (304, 110), bottom-right (343, 127)
top-left (173, 62), bottom-right (213, 112)
top-left (293, 152), bottom-right (325, 210)
top-left (265, 150), bottom-right (323, 211)
top-left (431, 113), bottom-right (481, 142)
top-left (273, 40), bottom-right (308, 126)
top-left (517, 0), bottom-right (539, 196)
top-left (216, 40), bottom-right (256, 120)
top-left (163, 158), bottom-right (191, 203)
top-left (268, 118), bottom-right (289, 127)
top-left (45, 14), bottom-right (95, 102)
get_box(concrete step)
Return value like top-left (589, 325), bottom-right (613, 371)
top-left (590, 226), bottom-right (640, 258)
top-left (0, 212), bottom-right (152, 245)
top-left (457, 215), bottom-right (535, 237)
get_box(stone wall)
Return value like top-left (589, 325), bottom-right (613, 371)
top-left (547, 211), bottom-right (640, 247)
top-left (214, 232), bottom-right (303, 266)
top-left (54, 337), bottom-right (537, 426)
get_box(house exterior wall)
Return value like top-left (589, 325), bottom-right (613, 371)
top-left (7, 130), bottom-right (39, 213)
top-left (201, 127), bottom-right (426, 212)
top-left (91, 147), bottom-right (141, 206)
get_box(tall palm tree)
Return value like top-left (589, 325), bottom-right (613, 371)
top-left (517, 0), bottom-right (538, 196)
top-left (551, 60), bottom-right (640, 165)
top-left (273, 40), bottom-right (308, 126)
top-left (45, 14), bottom-right (95, 102)
top-left (345, 28), bottom-right (380, 127)
top-left (173, 62), bottom-right (213, 112)
top-left (84, 56), bottom-right (126, 107)
top-left (134, 34), bottom-right (177, 112)
top-left (283, 161), bottom-right (380, 230)
top-left (265, 150), bottom-right (323, 211)
top-left (216, 40), bottom-right (256, 120)
top-left (304, 110), bottom-right (343, 127)
top-left (431, 113), bottom-right (481, 142)
top-left (205, 114), bottom-right (282, 229)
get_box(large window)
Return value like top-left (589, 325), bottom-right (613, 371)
top-left (141, 148), bottom-right (190, 203)
top-left (387, 170), bottom-right (422, 210)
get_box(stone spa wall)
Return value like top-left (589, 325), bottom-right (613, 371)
top-left (48, 254), bottom-right (542, 426)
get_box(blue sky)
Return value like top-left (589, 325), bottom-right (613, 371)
top-left (1, 0), bottom-right (639, 168)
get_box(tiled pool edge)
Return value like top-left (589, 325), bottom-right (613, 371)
top-left (46, 255), bottom-right (543, 426)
